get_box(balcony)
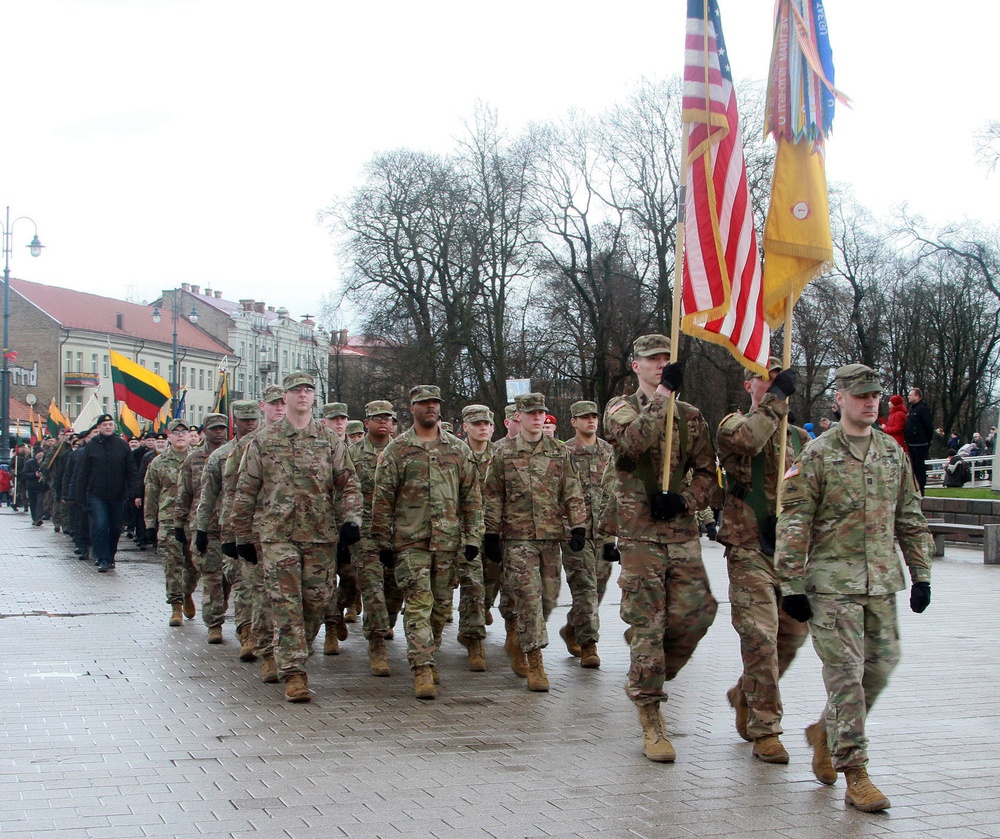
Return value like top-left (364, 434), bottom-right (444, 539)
top-left (64, 373), bottom-right (101, 388)
top-left (258, 361), bottom-right (277, 373)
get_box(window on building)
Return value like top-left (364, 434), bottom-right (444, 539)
top-left (64, 399), bottom-right (72, 418)
top-left (75, 352), bottom-right (83, 372)
top-left (140, 358), bottom-right (146, 369)
top-left (198, 405), bottom-right (204, 423)
top-left (75, 396), bottom-right (82, 416)
top-left (199, 369), bottom-right (204, 390)
top-left (103, 355), bottom-right (109, 377)
top-left (181, 367), bottom-right (187, 388)
top-left (65, 350), bottom-right (72, 373)
top-left (102, 397), bottom-right (109, 414)
top-left (239, 341), bottom-right (246, 358)
top-left (169, 364), bottom-right (174, 383)
top-left (91, 353), bottom-right (98, 374)
top-left (282, 350), bottom-right (288, 371)
top-left (153, 361), bottom-right (160, 376)
top-left (237, 372), bottom-right (245, 392)
top-left (207, 371), bottom-right (213, 392)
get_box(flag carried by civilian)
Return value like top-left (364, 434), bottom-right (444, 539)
top-left (174, 388), bottom-right (187, 420)
top-left (152, 402), bottom-right (170, 433)
top-left (109, 348), bottom-right (171, 421)
top-left (46, 399), bottom-right (72, 436)
top-left (761, 0), bottom-right (847, 326)
top-left (211, 358), bottom-right (229, 417)
top-left (72, 393), bottom-right (102, 434)
top-left (117, 403), bottom-right (142, 439)
top-left (680, 0), bottom-right (771, 375)
top-left (28, 406), bottom-right (38, 445)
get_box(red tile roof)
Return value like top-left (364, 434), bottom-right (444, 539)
top-left (10, 278), bottom-right (232, 356)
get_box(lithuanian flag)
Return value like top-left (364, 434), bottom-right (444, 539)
top-left (109, 348), bottom-right (171, 420)
top-left (46, 399), bottom-right (72, 436)
top-left (117, 403), bottom-right (142, 439)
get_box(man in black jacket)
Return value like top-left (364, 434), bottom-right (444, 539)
top-left (74, 415), bottom-right (139, 572)
top-left (905, 388), bottom-right (935, 495)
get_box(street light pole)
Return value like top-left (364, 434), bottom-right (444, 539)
top-left (152, 289), bottom-right (198, 420)
top-left (1, 206), bottom-right (44, 466)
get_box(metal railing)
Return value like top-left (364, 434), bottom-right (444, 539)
top-left (926, 454), bottom-right (994, 487)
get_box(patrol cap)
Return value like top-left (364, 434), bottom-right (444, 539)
top-left (462, 404), bottom-right (494, 424)
top-left (168, 419), bottom-right (189, 432)
top-left (504, 404), bottom-right (516, 420)
top-left (633, 334), bottom-right (671, 358)
top-left (440, 421), bottom-right (453, 434)
top-left (365, 400), bottom-right (395, 418)
top-left (834, 363), bottom-right (883, 395)
top-left (515, 392), bottom-right (547, 413)
top-left (203, 413), bottom-right (229, 429)
top-left (232, 400), bottom-right (260, 420)
top-left (322, 402), bottom-right (349, 419)
top-left (745, 356), bottom-right (783, 381)
top-left (262, 385), bottom-right (285, 403)
top-left (346, 420), bottom-right (364, 436)
top-left (570, 400), bottom-right (599, 418)
top-left (282, 371), bottom-right (315, 390)
top-left (410, 384), bottom-right (441, 404)
top-left (95, 413), bottom-right (115, 425)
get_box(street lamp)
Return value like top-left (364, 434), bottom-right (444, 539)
top-left (152, 289), bottom-right (198, 417)
top-left (1, 206), bottom-right (44, 466)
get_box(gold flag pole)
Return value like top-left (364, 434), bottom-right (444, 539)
top-left (775, 299), bottom-right (794, 510)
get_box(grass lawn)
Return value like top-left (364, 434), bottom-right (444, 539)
top-left (925, 487), bottom-right (999, 499)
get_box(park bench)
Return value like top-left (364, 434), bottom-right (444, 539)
top-left (926, 519), bottom-right (985, 558)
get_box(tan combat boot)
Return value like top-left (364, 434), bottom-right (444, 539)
top-left (727, 684), bottom-right (752, 742)
top-left (207, 626), bottom-right (223, 644)
top-left (526, 649), bottom-right (549, 692)
top-left (368, 636), bottom-right (390, 677)
top-left (844, 766), bottom-right (890, 812)
top-left (637, 703), bottom-right (676, 762)
top-left (323, 627), bottom-right (340, 656)
top-left (504, 619), bottom-right (528, 677)
top-left (430, 664), bottom-right (440, 685)
top-left (559, 624), bottom-right (582, 657)
top-left (284, 672), bottom-right (311, 703)
top-left (237, 625), bottom-right (257, 662)
top-left (183, 593), bottom-right (196, 620)
top-left (467, 639), bottom-right (486, 671)
top-left (169, 603), bottom-right (183, 627)
top-left (752, 734), bottom-right (789, 764)
top-left (579, 642), bottom-right (601, 669)
top-left (485, 609), bottom-right (493, 626)
top-left (805, 722), bottom-right (837, 785)
top-left (261, 654), bottom-right (279, 683)
top-left (414, 665), bottom-right (436, 699)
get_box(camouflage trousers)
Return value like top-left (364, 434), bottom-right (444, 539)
top-left (483, 555), bottom-right (516, 622)
top-left (223, 553), bottom-right (253, 632)
top-left (809, 592), bottom-right (900, 770)
top-left (727, 545), bottom-right (809, 738)
top-left (193, 535), bottom-right (229, 628)
top-left (355, 537), bottom-right (404, 640)
top-left (563, 537), bottom-right (600, 645)
top-left (241, 549), bottom-right (274, 656)
top-left (261, 541), bottom-right (335, 678)
top-left (158, 525), bottom-right (199, 605)
top-left (322, 553), bottom-right (359, 628)
top-left (596, 552), bottom-right (613, 605)
top-left (456, 552), bottom-right (486, 642)
top-left (506, 540), bottom-right (562, 653)
top-left (394, 547), bottom-right (455, 669)
top-left (618, 537), bottom-right (718, 705)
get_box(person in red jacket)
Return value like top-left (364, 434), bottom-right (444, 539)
top-left (882, 394), bottom-right (908, 452)
top-left (0, 464), bottom-right (12, 507)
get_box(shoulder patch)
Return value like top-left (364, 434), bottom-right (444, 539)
top-left (783, 464), bottom-right (799, 479)
top-left (607, 399), bottom-right (638, 424)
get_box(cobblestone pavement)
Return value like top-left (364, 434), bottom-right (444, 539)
top-left (2, 507), bottom-right (998, 839)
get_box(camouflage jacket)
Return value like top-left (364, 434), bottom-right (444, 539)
top-left (602, 391), bottom-right (717, 544)
top-left (775, 425), bottom-right (933, 596)
top-left (174, 443), bottom-right (218, 531)
top-left (348, 434), bottom-right (390, 536)
top-left (563, 436), bottom-right (613, 536)
top-left (219, 435), bottom-right (254, 544)
top-left (371, 428), bottom-right (483, 553)
top-left (231, 418), bottom-right (361, 544)
top-left (716, 393), bottom-right (809, 548)
top-left (483, 433), bottom-right (586, 541)
top-left (194, 440), bottom-right (234, 536)
top-left (143, 447), bottom-right (189, 530)
top-left (468, 440), bottom-right (496, 484)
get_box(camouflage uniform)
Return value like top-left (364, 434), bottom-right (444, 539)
top-left (717, 390), bottom-right (810, 740)
top-left (144, 446), bottom-right (199, 605)
top-left (481, 437), bottom-right (518, 626)
top-left (483, 429), bottom-right (586, 654)
top-left (194, 441), bottom-right (240, 629)
top-left (603, 390), bottom-right (719, 705)
top-left (231, 416), bottom-right (362, 679)
top-left (371, 423), bottom-right (483, 670)
top-left (776, 419), bottom-right (932, 770)
top-left (562, 431), bottom-right (614, 646)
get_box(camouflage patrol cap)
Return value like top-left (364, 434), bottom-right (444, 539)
top-left (322, 402), bottom-right (349, 419)
top-left (633, 334), bottom-right (671, 358)
top-left (440, 421), bottom-right (453, 434)
top-left (745, 356), bottom-right (783, 381)
top-left (570, 400), bottom-right (599, 417)
top-left (262, 385), bottom-right (285, 403)
top-left (515, 392), bottom-right (548, 413)
top-left (462, 404), bottom-right (494, 424)
top-left (834, 363), bottom-right (883, 395)
top-left (203, 413), bottom-right (229, 429)
top-left (504, 404), bottom-right (516, 420)
top-left (232, 400), bottom-right (260, 420)
top-left (282, 371), bottom-right (315, 390)
top-left (409, 384), bottom-right (441, 404)
top-left (365, 400), bottom-right (394, 418)
top-left (346, 420), bottom-right (364, 436)
top-left (167, 418), bottom-right (189, 432)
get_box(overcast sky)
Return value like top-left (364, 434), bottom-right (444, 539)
top-left (2, 0), bottom-right (997, 327)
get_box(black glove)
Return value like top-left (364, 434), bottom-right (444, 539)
top-left (768, 369), bottom-right (797, 399)
top-left (145, 527), bottom-right (158, 548)
top-left (379, 549), bottom-right (396, 569)
top-left (781, 594), bottom-right (812, 623)
top-left (236, 543), bottom-right (258, 565)
top-left (568, 527), bottom-right (586, 552)
top-left (910, 581), bottom-right (931, 613)
top-left (194, 530), bottom-right (208, 555)
top-left (602, 543), bottom-right (621, 563)
top-left (336, 540), bottom-right (352, 567)
top-left (650, 491), bottom-right (687, 521)
top-left (758, 514), bottom-right (778, 556)
top-left (220, 542), bottom-right (238, 559)
top-left (464, 544), bottom-right (479, 562)
top-left (483, 533), bottom-right (503, 564)
top-left (339, 521), bottom-right (361, 547)
top-left (659, 362), bottom-right (684, 393)
top-left (172, 526), bottom-right (186, 544)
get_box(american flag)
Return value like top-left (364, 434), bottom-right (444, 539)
top-left (680, 0), bottom-right (771, 374)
